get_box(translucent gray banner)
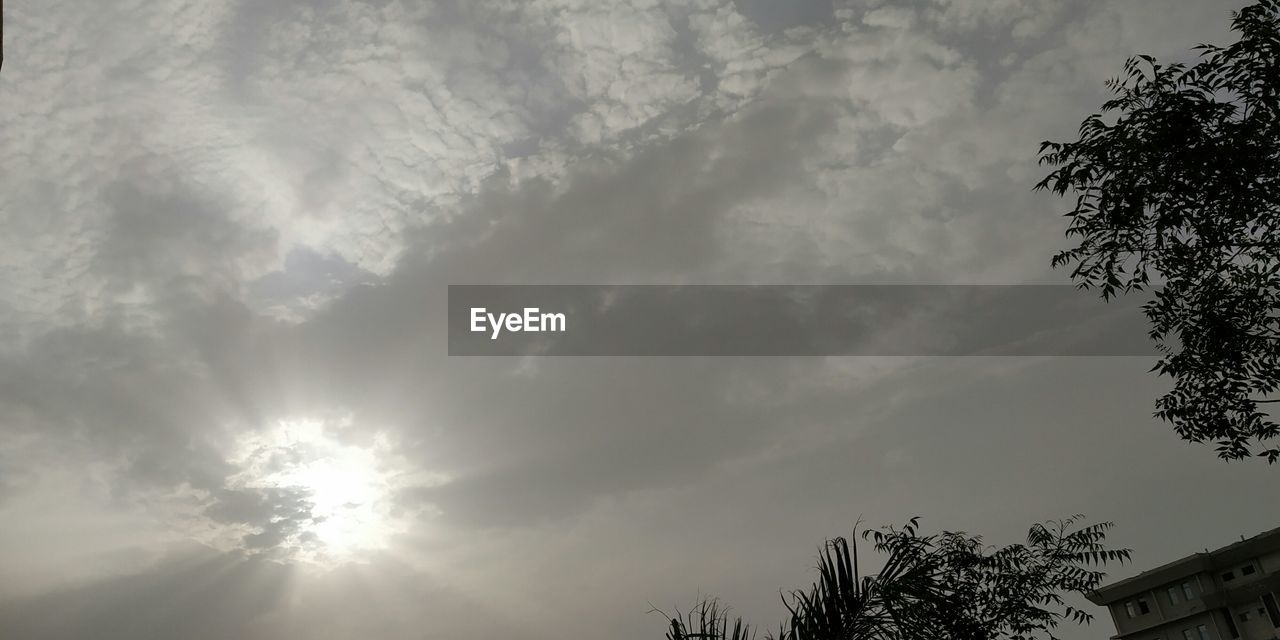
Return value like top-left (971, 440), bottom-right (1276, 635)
top-left (447, 285), bottom-right (1157, 356)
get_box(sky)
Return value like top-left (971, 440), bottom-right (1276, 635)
top-left (0, 1), bottom-right (1275, 639)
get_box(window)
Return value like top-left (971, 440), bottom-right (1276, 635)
top-left (1225, 613), bottom-right (1241, 639)
top-left (1223, 571), bottom-right (1236, 582)
top-left (1168, 586), bottom-right (1181, 605)
top-left (1198, 624), bottom-right (1212, 640)
top-left (1241, 564), bottom-right (1256, 576)
top-left (1126, 599), bottom-right (1151, 617)
top-left (1183, 582), bottom-right (1195, 599)
top-left (1263, 593), bottom-right (1280, 627)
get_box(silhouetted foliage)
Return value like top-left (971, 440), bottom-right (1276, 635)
top-left (658, 516), bottom-right (1129, 640)
top-left (1036, 1), bottom-right (1280, 462)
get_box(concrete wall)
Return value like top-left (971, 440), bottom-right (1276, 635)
top-left (1160, 578), bottom-right (1215, 623)
top-left (1111, 590), bottom-right (1163, 636)
top-left (1110, 579), bottom-right (1217, 637)
top-left (1259, 550), bottom-right (1280, 576)
top-left (1230, 601), bottom-right (1276, 640)
top-left (1145, 611), bottom-right (1224, 640)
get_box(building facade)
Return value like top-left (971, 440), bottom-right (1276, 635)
top-left (1088, 528), bottom-right (1280, 640)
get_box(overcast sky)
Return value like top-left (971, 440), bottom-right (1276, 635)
top-left (0, 1), bottom-right (1275, 639)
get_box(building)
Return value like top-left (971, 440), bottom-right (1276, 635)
top-left (1088, 527), bottom-right (1280, 640)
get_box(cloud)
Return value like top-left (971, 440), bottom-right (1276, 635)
top-left (0, 547), bottom-right (526, 640)
top-left (0, 0), bottom-right (818, 335)
top-left (203, 487), bottom-right (317, 550)
top-left (0, 2), bottom-right (1272, 640)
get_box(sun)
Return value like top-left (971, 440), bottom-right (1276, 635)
top-left (226, 416), bottom-right (402, 563)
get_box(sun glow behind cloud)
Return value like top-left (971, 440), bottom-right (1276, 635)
top-left (226, 417), bottom-right (403, 564)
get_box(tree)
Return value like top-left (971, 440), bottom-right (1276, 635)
top-left (1036, 1), bottom-right (1280, 462)
top-left (659, 516), bottom-right (1129, 640)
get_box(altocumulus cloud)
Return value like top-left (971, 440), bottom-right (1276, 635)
top-left (1, 2), bottom-right (1276, 640)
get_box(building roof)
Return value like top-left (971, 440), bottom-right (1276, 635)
top-left (1086, 526), bottom-right (1280, 605)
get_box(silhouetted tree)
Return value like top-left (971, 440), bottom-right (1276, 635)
top-left (659, 516), bottom-right (1129, 640)
top-left (1036, 1), bottom-right (1280, 462)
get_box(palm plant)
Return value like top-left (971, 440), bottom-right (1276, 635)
top-left (661, 516), bottom-right (1130, 640)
